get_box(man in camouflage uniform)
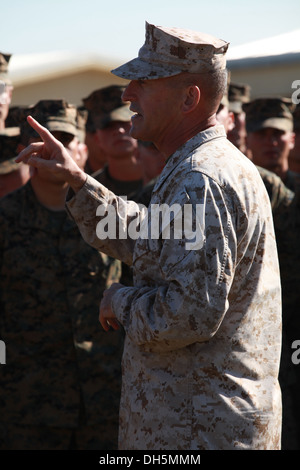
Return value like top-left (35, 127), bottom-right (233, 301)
top-left (0, 55), bottom-right (31, 197)
top-left (82, 85), bottom-right (143, 200)
top-left (272, 99), bottom-right (300, 449)
top-left (226, 90), bottom-right (298, 448)
top-left (17, 23), bottom-right (282, 450)
top-left (0, 129), bottom-right (31, 198)
top-left (0, 100), bottom-right (123, 450)
top-left (243, 97), bottom-right (296, 191)
top-left (227, 82), bottom-right (251, 156)
top-left (83, 86), bottom-right (144, 287)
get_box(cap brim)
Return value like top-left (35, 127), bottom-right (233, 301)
top-left (229, 101), bottom-right (243, 114)
top-left (45, 121), bottom-right (77, 136)
top-left (246, 118), bottom-right (293, 133)
top-left (111, 57), bottom-right (183, 81)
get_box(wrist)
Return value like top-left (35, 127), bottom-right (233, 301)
top-left (68, 168), bottom-right (88, 193)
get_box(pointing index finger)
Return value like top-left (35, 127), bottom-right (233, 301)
top-left (26, 115), bottom-right (53, 142)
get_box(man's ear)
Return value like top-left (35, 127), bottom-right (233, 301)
top-left (228, 111), bottom-right (235, 133)
top-left (182, 85), bottom-right (200, 114)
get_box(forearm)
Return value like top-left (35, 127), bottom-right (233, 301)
top-left (66, 174), bottom-right (145, 265)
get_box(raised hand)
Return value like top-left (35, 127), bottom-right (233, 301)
top-left (15, 116), bottom-right (87, 192)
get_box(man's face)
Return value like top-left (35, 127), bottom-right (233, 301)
top-left (246, 127), bottom-right (294, 174)
top-left (122, 77), bottom-right (182, 144)
top-left (95, 120), bottom-right (137, 159)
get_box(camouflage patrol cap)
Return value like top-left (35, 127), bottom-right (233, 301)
top-left (111, 22), bottom-right (229, 81)
top-left (82, 85), bottom-right (133, 129)
top-left (0, 131), bottom-right (21, 175)
top-left (23, 99), bottom-right (78, 139)
top-left (243, 97), bottom-right (294, 133)
top-left (0, 52), bottom-right (12, 84)
top-left (228, 82), bottom-right (251, 113)
top-left (293, 103), bottom-right (300, 131)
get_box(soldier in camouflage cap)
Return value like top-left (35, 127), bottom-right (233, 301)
top-left (0, 53), bottom-right (14, 131)
top-left (244, 97), bottom-right (296, 189)
top-left (0, 129), bottom-right (31, 198)
top-left (227, 82), bottom-right (251, 154)
top-left (82, 85), bottom-right (135, 175)
top-left (83, 85), bottom-right (143, 287)
top-left (0, 98), bottom-right (123, 449)
top-left (17, 22), bottom-right (282, 450)
top-left (82, 85), bottom-right (143, 200)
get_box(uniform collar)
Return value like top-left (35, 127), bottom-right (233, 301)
top-left (152, 125), bottom-right (226, 194)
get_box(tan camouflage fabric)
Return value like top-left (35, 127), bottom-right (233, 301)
top-left (92, 165), bottom-right (143, 287)
top-left (112, 22), bottom-right (229, 80)
top-left (0, 182), bottom-right (123, 449)
top-left (66, 125), bottom-right (282, 450)
top-left (243, 97), bottom-right (294, 133)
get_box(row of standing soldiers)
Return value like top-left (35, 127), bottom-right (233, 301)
top-left (0, 51), bottom-right (299, 449)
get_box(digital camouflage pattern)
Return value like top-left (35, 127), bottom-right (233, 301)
top-left (0, 182), bottom-right (123, 450)
top-left (112, 22), bottom-right (229, 80)
top-left (243, 97), bottom-right (294, 133)
top-left (66, 125), bottom-right (282, 450)
top-left (91, 165), bottom-right (143, 288)
top-left (20, 100), bottom-right (78, 140)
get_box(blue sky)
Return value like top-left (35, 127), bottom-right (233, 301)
top-left (1, 0), bottom-right (300, 61)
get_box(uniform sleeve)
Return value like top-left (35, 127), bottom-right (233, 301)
top-left (66, 174), bottom-right (147, 266)
top-left (111, 176), bottom-right (240, 353)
